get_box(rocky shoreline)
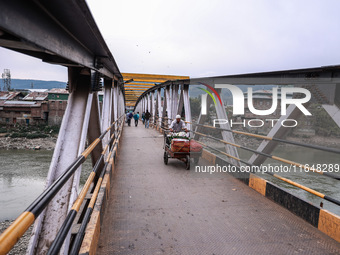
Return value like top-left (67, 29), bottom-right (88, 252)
top-left (0, 220), bottom-right (32, 255)
top-left (0, 135), bottom-right (57, 150)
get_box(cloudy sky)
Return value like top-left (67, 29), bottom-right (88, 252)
top-left (1, 0), bottom-right (340, 81)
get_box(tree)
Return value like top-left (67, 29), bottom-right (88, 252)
top-left (1, 69), bottom-right (11, 91)
top-left (190, 97), bottom-right (201, 117)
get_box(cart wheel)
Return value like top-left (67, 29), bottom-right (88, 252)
top-left (163, 151), bottom-right (168, 165)
top-left (185, 155), bottom-right (190, 170)
top-left (194, 157), bottom-right (199, 164)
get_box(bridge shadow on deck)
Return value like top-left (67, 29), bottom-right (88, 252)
top-left (97, 123), bottom-right (340, 255)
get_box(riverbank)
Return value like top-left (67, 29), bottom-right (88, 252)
top-left (0, 135), bottom-right (57, 150)
top-left (0, 220), bottom-right (32, 255)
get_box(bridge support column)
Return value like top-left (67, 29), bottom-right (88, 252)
top-left (182, 84), bottom-right (192, 132)
top-left (165, 86), bottom-right (171, 125)
top-left (157, 88), bottom-right (163, 128)
top-left (171, 84), bottom-right (179, 120)
top-left (101, 78), bottom-right (113, 149)
top-left (28, 67), bottom-right (92, 255)
top-left (151, 91), bottom-right (156, 125)
top-left (193, 93), bottom-right (212, 140)
top-left (177, 84), bottom-right (184, 116)
top-left (214, 86), bottom-right (240, 166)
top-left (147, 93), bottom-right (151, 113)
top-left (143, 97), bottom-right (146, 113)
top-left (87, 91), bottom-right (104, 171)
top-left (248, 104), bottom-right (304, 166)
top-left (112, 80), bottom-right (118, 138)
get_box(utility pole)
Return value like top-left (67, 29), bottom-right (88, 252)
top-left (1, 69), bottom-right (11, 91)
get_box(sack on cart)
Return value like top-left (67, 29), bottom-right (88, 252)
top-left (171, 138), bottom-right (190, 152)
top-left (189, 140), bottom-right (203, 152)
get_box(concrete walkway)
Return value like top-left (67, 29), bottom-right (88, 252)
top-left (97, 123), bottom-right (340, 254)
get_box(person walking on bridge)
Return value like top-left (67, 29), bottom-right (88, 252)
top-left (127, 111), bottom-right (133, 126)
top-left (133, 112), bottom-right (140, 127)
top-left (144, 110), bottom-right (151, 128)
top-left (142, 111), bottom-right (146, 124)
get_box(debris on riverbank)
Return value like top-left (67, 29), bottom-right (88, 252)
top-left (0, 125), bottom-right (59, 150)
top-left (0, 135), bottom-right (57, 150)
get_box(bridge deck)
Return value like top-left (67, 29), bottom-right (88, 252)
top-left (97, 124), bottom-right (340, 254)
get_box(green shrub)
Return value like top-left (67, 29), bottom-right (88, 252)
top-left (10, 132), bottom-right (28, 138)
top-left (49, 125), bottom-right (60, 134)
top-left (26, 133), bottom-right (48, 139)
top-left (0, 128), bottom-right (7, 133)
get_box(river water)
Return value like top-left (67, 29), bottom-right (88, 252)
top-left (0, 146), bottom-right (339, 221)
top-left (0, 149), bottom-right (92, 221)
top-left (239, 145), bottom-right (340, 216)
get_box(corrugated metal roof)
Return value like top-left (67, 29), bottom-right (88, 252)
top-left (0, 91), bottom-right (22, 100)
top-left (36, 96), bottom-right (47, 100)
top-left (23, 92), bottom-right (48, 101)
top-left (48, 88), bottom-right (68, 94)
top-left (4, 101), bottom-right (37, 105)
top-left (28, 89), bottom-right (48, 92)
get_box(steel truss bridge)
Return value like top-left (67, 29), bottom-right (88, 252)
top-left (0, 1), bottom-right (340, 254)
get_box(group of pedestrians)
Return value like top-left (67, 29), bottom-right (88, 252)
top-left (126, 111), bottom-right (139, 127)
top-left (126, 110), bottom-right (151, 128)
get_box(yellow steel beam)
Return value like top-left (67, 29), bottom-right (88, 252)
top-left (124, 86), bottom-right (154, 89)
top-left (124, 78), bottom-right (171, 83)
top-left (125, 90), bottom-right (143, 93)
top-left (125, 89), bottom-right (146, 92)
top-left (122, 73), bottom-right (189, 108)
top-left (122, 73), bottom-right (189, 81)
top-left (125, 92), bottom-right (140, 94)
top-left (125, 88), bottom-right (148, 91)
top-left (124, 83), bottom-right (156, 86)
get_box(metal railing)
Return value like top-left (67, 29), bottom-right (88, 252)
top-left (0, 115), bottom-right (124, 255)
top-left (150, 116), bottom-right (340, 208)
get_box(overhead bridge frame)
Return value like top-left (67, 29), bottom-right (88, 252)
top-left (134, 66), bottom-right (340, 168)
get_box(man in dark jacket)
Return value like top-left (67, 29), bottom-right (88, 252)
top-left (127, 111), bottom-right (133, 126)
top-left (144, 110), bottom-right (151, 128)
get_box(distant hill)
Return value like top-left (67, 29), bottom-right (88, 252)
top-left (7, 79), bottom-right (66, 90)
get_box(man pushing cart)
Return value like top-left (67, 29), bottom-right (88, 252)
top-left (169, 115), bottom-right (188, 133)
top-left (164, 115), bottom-right (202, 170)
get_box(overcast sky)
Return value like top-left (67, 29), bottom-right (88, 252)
top-left (1, 0), bottom-right (340, 81)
